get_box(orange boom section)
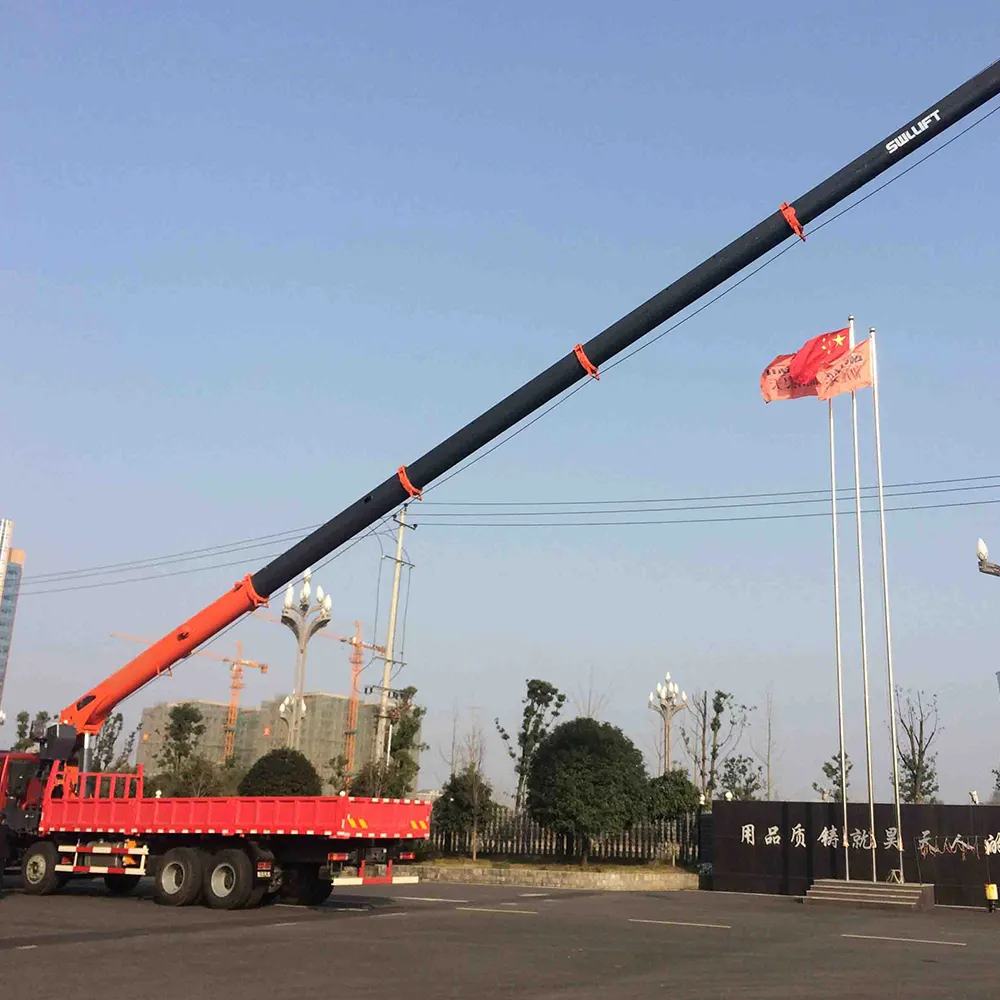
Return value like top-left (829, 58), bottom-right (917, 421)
top-left (59, 575), bottom-right (268, 735)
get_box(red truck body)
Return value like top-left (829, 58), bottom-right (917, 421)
top-left (39, 769), bottom-right (430, 843)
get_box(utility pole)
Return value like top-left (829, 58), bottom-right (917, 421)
top-left (374, 507), bottom-right (414, 763)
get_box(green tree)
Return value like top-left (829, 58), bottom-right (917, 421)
top-left (11, 710), bottom-right (52, 751)
top-left (495, 679), bottom-right (567, 812)
top-left (156, 704), bottom-right (206, 777)
top-left (388, 686), bottom-right (428, 791)
top-left (146, 756), bottom-right (228, 798)
top-left (527, 717), bottom-right (648, 864)
top-left (327, 753), bottom-right (350, 794)
top-left (12, 710), bottom-right (31, 750)
top-left (352, 688), bottom-right (427, 797)
top-left (91, 712), bottom-right (141, 772)
top-left (648, 768), bottom-right (700, 821)
top-left (718, 754), bottom-right (763, 801)
top-left (238, 748), bottom-right (322, 797)
top-left (432, 763), bottom-right (495, 860)
top-left (894, 687), bottom-right (940, 804)
top-left (813, 752), bottom-right (852, 801)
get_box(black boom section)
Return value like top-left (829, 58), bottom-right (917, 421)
top-left (251, 58), bottom-right (1000, 600)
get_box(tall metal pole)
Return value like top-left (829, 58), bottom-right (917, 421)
top-left (870, 327), bottom-right (905, 880)
top-left (829, 395), bottom-right (850, 881)
top-left (665, 713), bottom-right (671, 773)
top-left (375, 506), bottom-right (407, 763)
top-left (290, 634), bottom-right (307, 750)
top-left (849, 316), bottom-right (878, 881)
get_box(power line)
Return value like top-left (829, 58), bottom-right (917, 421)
top-left (18, 517), bottom-right (390, 598)
top-left (19, 493), bottom-right (997, 597)
top-left (415, 482), bottom-right (1000, 518)
top-left (419, 475), bottom-right (1000, 507)
top-left (416, 495), bottom-right (1000, 527)
top-left (22, 474), bottom-right (1000, 586)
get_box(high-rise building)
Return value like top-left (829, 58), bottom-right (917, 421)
top-left (137, 700), bottom-right (232, 771)
top-left (247, 692), bottom-right (380, 781)
top-left (135, 692), bottom-right (385, 791)
top-left (0, 517), bottom-right (24, 714)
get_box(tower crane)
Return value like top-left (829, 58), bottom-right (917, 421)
top-left (109, 633), bottom-right (267, 761)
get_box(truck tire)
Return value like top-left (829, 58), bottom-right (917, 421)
top-left (279, 863), bottom-right (333, 906)
top-left (202, 848), bottom-right (254, 910)
top-left (21, 841), bottom-right (63, 895)
top-left (104, 872), bottom-right (139, 896)
top-left (153, 846), bottom-right (203, 906)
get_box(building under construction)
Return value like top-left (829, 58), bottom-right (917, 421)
top-left (137, 692), bottom-right (381, 788)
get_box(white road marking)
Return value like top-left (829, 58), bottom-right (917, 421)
top-left (842, 933), bottom-right (966, 947)
top-left (371, 912), bottom-right (408, 918)
top-left (271, 921), bottom-right (301, 927)
top-left (519, 892), bottom-right (550, 897)
top-left (629, 918), bottom-right (731, 930)
top-left (274, 902), bottom-right (366, 911)
top-left (456, 907), bottom-right (538, 916)
top-left (395, 896), bottom-right (470, 903)
top-left (500, 902), bottom-right (519, 907)
top-left (16, 945), bottom-right (39, 951)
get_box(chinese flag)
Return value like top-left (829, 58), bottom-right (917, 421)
top-left (787, 328), bottom-right (850, 384)
top-left (760, 354), bottom-right (819, 403)
top-left (817, 339), bottom-right (872, 400)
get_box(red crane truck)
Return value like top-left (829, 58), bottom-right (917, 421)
top-left (2, 57), bottom-right (999, 910)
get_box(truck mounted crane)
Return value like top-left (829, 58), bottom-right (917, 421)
top-left (1, 57), bottom-right (998, 910)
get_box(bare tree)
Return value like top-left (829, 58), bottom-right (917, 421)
top-left (894, 687), bottom-right (940, 804)
top-left (681, 690), bottom-right (750, 798)
top-left (645, 712), bottom-right (665, 777)
top-left (460, 724), bottom-right (490, 861)
top-left (749, 686), bottom-right (779, 801)
top-left (571, 665), bottom-right (610, 720)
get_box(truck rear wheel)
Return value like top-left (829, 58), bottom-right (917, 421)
top-left (202, 848), bottom-right (254, 910)
top-left (279, 863), bottom-right (333, 906)
top-left (21, 841), bottom-right (62, 895)
top-left (153, 846), bottom-right (203, 906)
top-left (104, 872), bottom-right (139, 896)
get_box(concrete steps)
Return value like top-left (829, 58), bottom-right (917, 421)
top-left (805, 879), bottom-right (935, 911)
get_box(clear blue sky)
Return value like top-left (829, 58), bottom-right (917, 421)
top-left (2, 2), bottom-right (999, 802)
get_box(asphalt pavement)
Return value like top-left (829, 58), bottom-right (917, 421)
top-left (2, 874), bottom-right (998, 998)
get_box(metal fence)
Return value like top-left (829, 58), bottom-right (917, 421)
top-left (429, 811), bottom-right (698, 865)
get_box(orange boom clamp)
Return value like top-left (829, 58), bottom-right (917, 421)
top-left (779, 201), bottom-right (806, 241)
top-left (573, 343), bottom-right (600, 380)
top-left (397, 465), bottom-right (423, 500)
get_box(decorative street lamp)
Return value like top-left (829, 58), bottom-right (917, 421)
top-left (977, 538), bottom-right (1000, 577)
top-left (648, 671), bottom-right (687, 775)
top-left (279, 567), bottom-right (332, 750)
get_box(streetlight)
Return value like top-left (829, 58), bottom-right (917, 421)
top-left (279, 567), bottom-right (332, 750)
top-left (977, 538), bottom-right (1000, 577)
top-left (648, 671), bottom-right (687, 775)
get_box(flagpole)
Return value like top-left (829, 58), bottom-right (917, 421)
top-left (829, 396), bottom-right (850, 881)
top-left (870, 327), bottom-right (904, 881)
top-left (849, 315), bottom-right (878, 882)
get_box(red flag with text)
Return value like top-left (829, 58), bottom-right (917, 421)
top-left (816, 339), bottom-right (872, 400)
top-left (760, 354), bottom-right (819, 403)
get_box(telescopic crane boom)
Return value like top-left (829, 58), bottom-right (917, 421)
top-left (56, 58), bottom-right (1000, 754)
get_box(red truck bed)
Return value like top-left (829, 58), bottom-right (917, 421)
top-left (41, 787), bottom-right (431, 841)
